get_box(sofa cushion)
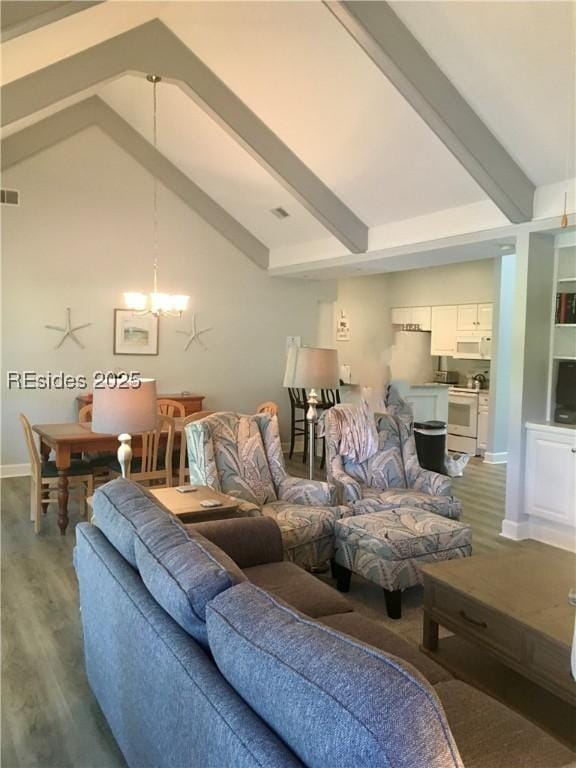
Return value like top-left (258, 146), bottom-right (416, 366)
top-left (92, 478), bottom-right (171, 567)
top-left (243, 562), bottom-right (352, 618)
top-left (206, 583), bottom-right (464, 768)
top-left (435, 680), bottom-right (576, 768)
top-left (134, 515), bottom-right (246, 649)
top-left (320, 612), bottom-right (451, 685)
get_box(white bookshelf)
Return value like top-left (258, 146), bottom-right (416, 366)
top-left (546, 242), bottom-right (576, 420)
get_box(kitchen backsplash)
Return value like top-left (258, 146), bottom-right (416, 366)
top-left (438, 358), bottom-right (491, 387)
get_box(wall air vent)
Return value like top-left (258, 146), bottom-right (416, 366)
top-left (1, 189), bottom-right (20, 206)
top-left (271, 206), bottom-right (290, 220)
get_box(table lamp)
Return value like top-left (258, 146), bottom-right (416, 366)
top-left (91, 379), bottom-right (158, 478)
top-left (283, 346), bottom-right (339, 479)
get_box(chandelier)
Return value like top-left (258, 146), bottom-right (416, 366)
top-left (124, 75), bottom-right (189, 317)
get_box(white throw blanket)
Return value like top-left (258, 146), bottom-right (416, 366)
top-left (331, 401), bottom-right (379, 464)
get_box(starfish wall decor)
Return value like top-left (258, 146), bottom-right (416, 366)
top-left (176, 313), bottom-right (213, 350)
top-left (45, 307), bottom-right (91, 349)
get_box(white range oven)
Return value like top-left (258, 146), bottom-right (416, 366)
top-left (447, 387), bottom-right (479, 454)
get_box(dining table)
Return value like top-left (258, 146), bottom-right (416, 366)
top-left (33, 418), bottom-right (185, 535)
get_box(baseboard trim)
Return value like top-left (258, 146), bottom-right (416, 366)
top-left (484, 451), bottom-right (508, 464)
top-left (524, 520), bottom-right (576, 553)
top-left (1, 463), bottom-right (31, 478)
top-left (500, 519), bottom-right (530, 540)
top-left (501, 517), bottom-right (576, 552)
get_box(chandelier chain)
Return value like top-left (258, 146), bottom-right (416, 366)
top-left (152, 77), bottom-right (159, 293)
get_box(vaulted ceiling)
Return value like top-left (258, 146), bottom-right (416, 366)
top-left (2, 1), bottom-right (574, 276)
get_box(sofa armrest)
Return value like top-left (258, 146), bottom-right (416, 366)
top-left (278, 476), bottom-right (337, 506)
top-left (187, 517), bottom-right (284, 568)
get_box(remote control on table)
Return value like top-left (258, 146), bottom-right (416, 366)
top-left (200, 499), bottom-right (222, 508)
top-left (176, 486), bottom-right (198, 493)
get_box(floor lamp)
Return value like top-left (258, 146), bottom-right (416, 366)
top-left (283, 346), bottom-right (339, 480)
top-left (92, 379), bottom-right (158, 478)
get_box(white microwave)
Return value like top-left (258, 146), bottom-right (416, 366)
top-left (454, 334), bottom-right (491, 360)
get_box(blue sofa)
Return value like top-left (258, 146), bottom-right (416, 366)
top-left (74, 479), bottom-right (575, 768)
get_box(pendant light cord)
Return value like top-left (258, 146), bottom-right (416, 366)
top-left (152, 77), bottom-right (159, 293)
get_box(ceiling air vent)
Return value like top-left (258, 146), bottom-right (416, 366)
top-left (271, 206), bottom-right (290, 220)
top-left (1, 189), bottom-right (20, 206)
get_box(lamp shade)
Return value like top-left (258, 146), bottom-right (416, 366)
top-left (91, 379), bottom-right (158, 434)
top-left (283, 346), bottom-right (339, 389)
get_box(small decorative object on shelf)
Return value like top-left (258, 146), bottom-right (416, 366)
top-left (45, 307), bottom-right (91, 349)
top-left (176, 313), bottom-right (213, 350)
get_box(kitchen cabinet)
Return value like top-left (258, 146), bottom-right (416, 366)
top-left (477, 303), bottom-right (493, 330)
top-left (456, 305), bottom-right (478, 331)
top-left (457, 303), bottom-right (493, 331)
top-left (477, 393), bottom-right (490, 453)
top-left (411, 306), bottom-right (431, 331)
top-left (430, 305), bottom-right (458, 356)
top-left (391, 306), bottom-right (431, 331)
top-left (525, 424), bottom-right (576, 530)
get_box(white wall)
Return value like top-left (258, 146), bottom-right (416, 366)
top-left (1, 127), bottom-right (336, 467)
top-left (386, 258), bottom-right (495, 307)
top-left (334, 275), bottom-right (393, 391)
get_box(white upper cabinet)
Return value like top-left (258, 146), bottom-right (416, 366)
top-left (457, 304), bottom-right (478, 331)
top-left (411, 306), bottom-right (431, 331)
top-left (391, 306), bottom-right (431, 331)
top-left (477, 303), bottom-right (493, 330)
top-left (431, 306), bottom-right (458, 356)
top-left (457, 303), bottom-right (493, 331)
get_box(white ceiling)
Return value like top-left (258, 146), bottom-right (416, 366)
top-left (390, 0), bottom-right (576, 185)
top-left (2, 0), bottom-right (575, 261)
top-left (101, 74), bottom-right (330, 248)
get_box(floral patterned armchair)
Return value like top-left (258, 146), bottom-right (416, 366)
top-left (186, 412), bottom-right (349, 569)
top-left (324, 409), bottom-right (462, 520)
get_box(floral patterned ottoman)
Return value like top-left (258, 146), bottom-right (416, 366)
top-left (333, 508), bottom-right (472, 619)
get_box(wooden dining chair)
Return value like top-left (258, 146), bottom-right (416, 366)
top-left (257, 401), bottom-right (279, 416)
top-left (19, 413), bottom-right (94, 533)
top-left (157, 398), bottom-right (186, 418)
top-left (78, 403), bottom-right (92, 422)
top-left (77, 402), bottom-right (115, 486)
top-left (107, 415), bottom-right (175, 487)
top-left (178, 410), bottom-right (214, 486)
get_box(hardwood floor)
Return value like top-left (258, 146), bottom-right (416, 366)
top-left (1, 477), bottom-right (125, 768)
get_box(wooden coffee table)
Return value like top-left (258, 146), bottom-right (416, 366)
top-left (421, 547), bottom-right (576, 705)
top-left (149, 486), bottom-right (240, 523)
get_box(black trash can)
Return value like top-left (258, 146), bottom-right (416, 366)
top-left (413, 420), bottom-right (447, 474)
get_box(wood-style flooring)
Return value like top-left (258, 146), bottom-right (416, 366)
top-left (1, 477), bottom-right (125, 768)
top-left (1, 456), bottom-right (567, 766)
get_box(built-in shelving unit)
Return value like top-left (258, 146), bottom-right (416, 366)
top-left (546, 242), bottom-right (576, 419)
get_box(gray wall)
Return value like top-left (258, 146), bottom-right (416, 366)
top-left (1, 127), bottom-right (335, 466)
top-left (487, 253), bottom-right (515, 457)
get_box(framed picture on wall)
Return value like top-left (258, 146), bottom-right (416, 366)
top-left (113, 309), bottom-right (159, 355)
